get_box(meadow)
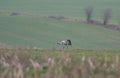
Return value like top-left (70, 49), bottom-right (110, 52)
top-left (0, 0), bottom-right (120, 23)
top-left (0, 0), bottom-right (120, 50)
top-left (0, 15), bottom-right (120, 50)
top-left (0, 49), bottom-right (120, 78)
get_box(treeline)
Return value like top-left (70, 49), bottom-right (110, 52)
top-left (84, 6), bottom-right (120, 31)
top-left (85, 7), bottom-right (112, 25)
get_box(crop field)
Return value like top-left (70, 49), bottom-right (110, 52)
top-left (0, 49), bottom-right (120, 78)
top-left (0, 0), bottom-right (120, 50)
top-left (0, 15), bottom-right (120, 50)
top-left (0, 0), bottom-right (120, 23)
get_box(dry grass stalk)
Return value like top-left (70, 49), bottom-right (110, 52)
top-left (88, 57), bottom-right (94, 69)
top-left (12, 54), bottom-right (24, 78)
top-left (29, 59), bottom-right (42, 78)
top-left (47, 57), bottom-right (55, 67)
top-left (81, 56), bottom-right (85, 62)
top-left (29, 59), bottom-right (41, 69)
top-left (115, 54), bottom-right (119, 68)
top-left (0, 56), bottom-right (10, 67)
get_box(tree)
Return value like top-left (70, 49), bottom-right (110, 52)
top-left (85, 7), bottom-right (93, 23)
top-left (103, 9), bottom-right (112, 25)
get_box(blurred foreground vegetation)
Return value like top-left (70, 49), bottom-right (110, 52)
top-left (0, 49), bottom-right (120, 78)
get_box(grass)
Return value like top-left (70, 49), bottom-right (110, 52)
top-left (0, 0), bottom-right (120, 50)
top-left (0, 49), bottom-right (120, 78)
top-left (0, 0), bottom-right (120, 77)
top-left (0, 16), bottom-right (120, 50)
top-left (0, 0), bottom-right (120, 24)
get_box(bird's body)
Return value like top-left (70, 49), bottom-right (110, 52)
top-left (57, 40), bottom-right (72, 49)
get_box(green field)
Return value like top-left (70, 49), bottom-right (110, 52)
top-left (0, 16), bottom-right (120, 50)
top-left (0, 0), bottom-right (120, 23)
top-left (0, 0), bottom-right (120, 50)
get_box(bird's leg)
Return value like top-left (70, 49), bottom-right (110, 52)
top-left (63, 46), bottom-right (65, 49)
top-left (67, 45), bottom-right (68, 48)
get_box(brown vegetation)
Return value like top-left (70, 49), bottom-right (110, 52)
top-left (0, 49), bottom-right (120, 78)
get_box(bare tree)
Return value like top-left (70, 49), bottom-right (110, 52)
top-left (85, 7), bottom-right (93, 23)
top-left (103, 9), bottom-right (112, 25)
